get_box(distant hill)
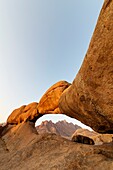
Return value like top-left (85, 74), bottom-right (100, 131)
top-left (36, 120), bottom-right (81, 139)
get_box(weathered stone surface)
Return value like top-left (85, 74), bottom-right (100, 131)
top-left (38, 80), bottom-right (71, 114)
top-left (0, 126), bottom-right (4, 136)
top-left (59, 0), bottom-right (113, 133)
top-left (1, 122), bottom-right (113, 170)
top-left (72, 129), bottom-right (113, 145)
top-left (7, 102), bottom-right (40, 124)
top-left (7, 81), bottom-right (70, 125)
top-left (7, 105), bottom-right (26, 124)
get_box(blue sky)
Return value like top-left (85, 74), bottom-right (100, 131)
top-left (0, 0), bottom-right (104, 128)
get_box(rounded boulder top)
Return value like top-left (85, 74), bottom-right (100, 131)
top-left (7, 102), bottom-right (39, 124)
top-left (38, 80), bottom-right (71, 114)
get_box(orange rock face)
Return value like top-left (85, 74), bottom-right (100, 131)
top-left (7, 81), bottom-right (70, 124)
top-left (7, 102), bottom-right (39, 124)
top-left (59, 0), bottom-right (113, 133)
top-left (38, 80), bottom-right (71, 114)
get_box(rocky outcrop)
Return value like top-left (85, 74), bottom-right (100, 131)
top-left (2, 1), bottom-right (113, 169)
top-left (36, 120), bottom-right (81, 139)
top-left (59, 0), bottom-right (113, 133)
top-left (72, 129), bottom-right (113, 145)
top-left (7, 81), bottom-right (70, 125)
top-left (7, 102), bottom-right (40, 124)
top-left (38, 81), bottom-right (71, 114)
top-left (6, 81), bottom-right (70, 125)
top-left (1, 121), bottom-right (113, 170)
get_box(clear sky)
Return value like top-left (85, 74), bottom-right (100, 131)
top-left (0, 0), bottom-right (104, 128)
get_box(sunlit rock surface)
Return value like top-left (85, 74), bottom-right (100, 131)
top-left (2, 1), bottom-right (113, 169)
top-left (59, 0), bottom-right (113, 133)
top-left (7, 102), bottom-right (39, 124)
top-left (38, 80), bottom-right (71, 114)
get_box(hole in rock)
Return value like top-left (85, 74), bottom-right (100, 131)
top-left (35, 114), bottom-right (92, 130)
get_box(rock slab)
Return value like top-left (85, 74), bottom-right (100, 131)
top-left (59, 0), bottom-right (113, 133)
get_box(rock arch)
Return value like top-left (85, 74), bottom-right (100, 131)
top-left (7, 0), bottom-right (113, 134)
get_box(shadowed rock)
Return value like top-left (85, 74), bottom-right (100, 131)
top-left (59, 0), bottom-right (113, 133)
top-left (0, 126), bottom-right (4, 137)
top-left (1, 121), bottom-right (113, 170)
top-left (72, 134), bottom-right (94, 145)
top-left (38, 80), bottom-right (71, 114)
top-left (72, 129), bottom-right (113, 145)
